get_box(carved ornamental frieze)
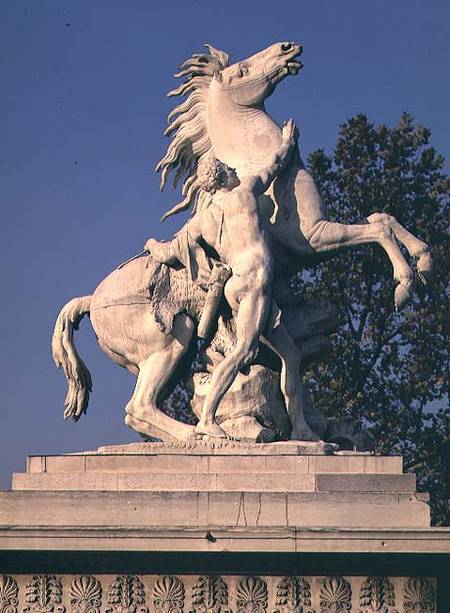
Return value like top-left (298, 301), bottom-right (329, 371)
top-left (191, 576), bottom-right (230, 613)
top-left (236, 577), bottom-right (267, 613)
top-left (319, 577), bottom-right (352, 612)
top-left (105, 576), bottom-right (148, 613)
top-left (0, 576), bottom-right (437, 613)
top-left (403, 579), bottom-right (435, 613)
top-left (357, 576), bottom-right (398, 613)
top-left (69, 576), bottom-right (102, 613)
top-left (273, 577), bottom-right (313, 613)
top-left (0, 576), bottom-right (19, 613)
top-left (23, 576), bottom-right (65, 613)
top-left (153, 577), bottom-right (184, 613)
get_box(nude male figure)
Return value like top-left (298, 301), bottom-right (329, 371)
top-left (146, 120), bottom-right (318, 440)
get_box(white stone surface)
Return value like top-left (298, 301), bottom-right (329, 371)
top-left (0, 573), bottom-right (439, 613)
top-left (51, 43), bottom-right (433, 444)
top-left (1, 448), bottom-right (429, 532)
top-left (1, 448), bottom-right (448, 556)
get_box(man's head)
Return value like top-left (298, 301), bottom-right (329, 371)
top-left (197, 156), bottom-right (240, 193)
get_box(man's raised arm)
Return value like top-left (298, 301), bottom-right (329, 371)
top-left (250, 119), bottom-right (298, 197)
top-left (144, 211), bottom-right (203, 266)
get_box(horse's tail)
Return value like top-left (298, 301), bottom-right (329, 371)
top-left (51, 295), bottom-right (92, 421)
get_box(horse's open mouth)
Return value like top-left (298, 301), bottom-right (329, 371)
top-left (285, 48), bottom-right (303, 76)
top-left (286, 59), bottom-right (303, 75)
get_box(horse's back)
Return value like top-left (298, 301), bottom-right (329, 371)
top-left (89, 255), bottom-right (180, 368)
top-left (91, 255), bottom-right (153, 309)
top-left (89, 256), bottom-right (156, 357)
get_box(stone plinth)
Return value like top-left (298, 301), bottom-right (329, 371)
top-left (3, 443), bottom-right (428, 532)
top-left (1, 442), bottom-right (449, 610)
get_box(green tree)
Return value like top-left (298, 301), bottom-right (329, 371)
top-left (301, 113), bottom-right (449, 525)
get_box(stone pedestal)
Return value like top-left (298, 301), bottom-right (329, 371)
top-left (1, 442), bottom-right (449, 610)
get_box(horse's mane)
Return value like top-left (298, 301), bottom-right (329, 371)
top-left (156, 45), bottom-right (229, 221)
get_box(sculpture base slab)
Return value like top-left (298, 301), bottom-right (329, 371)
top-left (96, 440), bottom-right (338, 455)
top-left (1, 444), bottom-right (449, 610)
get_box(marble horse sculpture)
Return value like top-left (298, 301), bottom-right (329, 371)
top-left (146, 119), bottom-right (321, 441)
top-left (51, 123), bottom-right (325, 443)
top-left (52, 42), bottom-right (432, 444)
top-left (158, 43), bottom-right (432, 307)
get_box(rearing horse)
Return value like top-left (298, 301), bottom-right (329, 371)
top-left (158, 42), bottom-right (432, 309)
top-left (52, 42), bottom-right (432, 445)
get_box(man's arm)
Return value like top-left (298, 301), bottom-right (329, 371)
top-left (249, 119), bottom-right (298, 197)
top-left (144, 212), bottom-right (203, 266)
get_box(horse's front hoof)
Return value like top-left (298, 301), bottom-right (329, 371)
top-left (394, 279), bottom-right (412, 312)
top-left (417, 251), bottom-right (433, 285)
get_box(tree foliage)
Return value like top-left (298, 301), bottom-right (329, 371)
top-left (301, 113), bottom-right (449, 525)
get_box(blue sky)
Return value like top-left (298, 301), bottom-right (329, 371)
top-left (1, 0), bottom-right (449, 488)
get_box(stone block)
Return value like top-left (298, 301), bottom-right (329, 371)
top-left (24, 451), bottom-right (404, 475)
top-left (308, 454), bottom-right (403, 474)
top-left (12, 471), bottom-right (317, 493)
top-left (0, 489), bottom-right (430, 529)
top-left (44, 455), bottom-right (86, 473)
top-left (12, 472), bottom-right (119, 491)
top-left (11, 471), bottom-right (416, 494)
top-left (287, 492), bottom-right (429, 528)
top-left (314, 473), bottom-right (416, 492)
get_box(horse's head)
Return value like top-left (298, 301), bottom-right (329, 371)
top-left (214, 42), bottom-right (303, 106)
top-left (158, 42), bottom-right (303, 219)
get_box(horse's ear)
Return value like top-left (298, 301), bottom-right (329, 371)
top-left (204, 44), bottom-right (230, 69)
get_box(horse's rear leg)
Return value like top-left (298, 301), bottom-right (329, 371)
top-left (125, 313), bottom-right (196, 442)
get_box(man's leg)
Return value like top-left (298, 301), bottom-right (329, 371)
top-left (195, 288), bottom-right (271, 437)
top-left (263, 322), bottom-right (321, 441)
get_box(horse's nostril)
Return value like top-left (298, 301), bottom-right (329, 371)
top-left (281, 43), bottom-right (293, 52)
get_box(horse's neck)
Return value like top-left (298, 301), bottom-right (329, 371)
top-left (207, 90), bottom-right (282, 175)
top-left (206, 85), bottom-right (314, 265)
